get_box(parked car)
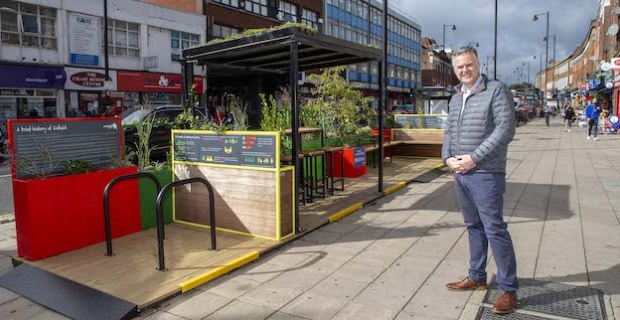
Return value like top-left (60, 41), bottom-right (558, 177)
top-left (392, 104), bottom-right (415, 114)
top-left (122, 105), bottom-right (208, 163)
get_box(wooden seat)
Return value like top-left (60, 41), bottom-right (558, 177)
top-left (391, 130), bottom-right (444, 158)
top-left (302, 150), bottom-right (327, 202)
top-left (321, 147), bottom-right (345, 194)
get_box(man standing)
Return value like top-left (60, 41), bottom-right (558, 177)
top-left (585, 98), bottom-right (602, 140)
top-left (441, 46), bottom-right (518, 314)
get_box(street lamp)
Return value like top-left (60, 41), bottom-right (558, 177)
top-left (442, 24), bottom-right (456, 52)
top-left (546, 34), bottom-right (556, 99)
top-left (533, 11), bottom-right (550, 107)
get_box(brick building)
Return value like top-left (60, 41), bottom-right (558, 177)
top-left (420, 37), bottom-right (457, 88)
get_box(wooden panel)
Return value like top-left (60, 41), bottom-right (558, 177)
top-left (393, 130), bottom-right (444, 142)
top-left (393, 144), bottom-right (442, 157)
top-left (279, 170), bottom-right (294, 238)
top-left (174, 164), bottom-right (278, 238)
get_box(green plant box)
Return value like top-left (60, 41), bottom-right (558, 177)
top-left (139, 169), bottom-right (173, 230)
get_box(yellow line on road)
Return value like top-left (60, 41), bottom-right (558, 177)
top-left (328, 203), bottom-right (363, 223)
top-left (178, 251), bottom-right (260, 293)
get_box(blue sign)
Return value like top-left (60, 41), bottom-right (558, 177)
top-left (588, 79), bottom-right (600, 89)
top-left (0, 63), bottom-right (66, 89)
top-left (354, 147), bottom-right (365, 168)
top-left (70, 53), bottom-right (99, 66)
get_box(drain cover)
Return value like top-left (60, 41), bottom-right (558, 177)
top-left (483, 278), bottom-right (606, 320)
top-left (476, 307), bottom-right (548, 320)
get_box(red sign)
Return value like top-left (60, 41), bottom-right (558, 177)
top-left (116, 71), bottom-right (203, 93)
top-left (70, 71), bottom-right (106, 88)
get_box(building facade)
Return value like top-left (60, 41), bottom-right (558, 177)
top-left (420, 37), bottom-right (457, 88)
top-left (0, 0), bottom-right (206, 127)
top-left (323, 0), bottom-right (421, 109)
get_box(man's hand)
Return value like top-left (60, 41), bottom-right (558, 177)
top-left (454, 154), bottom-right (477, 173)
top-left (446, 157), bottom-right (461, 173)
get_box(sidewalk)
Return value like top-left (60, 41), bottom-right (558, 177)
top-left (1, 116), bottom-right (619, 319)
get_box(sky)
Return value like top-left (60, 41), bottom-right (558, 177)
top-left (393, 0), bottom-right (601, 85)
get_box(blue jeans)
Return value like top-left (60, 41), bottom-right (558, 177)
top-left (454, 172), bottom-right (518, 292)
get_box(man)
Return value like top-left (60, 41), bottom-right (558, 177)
top-left (441, 46), bottom-right (518, 314)
top-left (585, 98), bottom-right (602, 141)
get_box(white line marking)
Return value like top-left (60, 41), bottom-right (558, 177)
top-left (0, 174), bottom-right (11, 178)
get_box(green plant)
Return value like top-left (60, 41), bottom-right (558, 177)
top-left (259, 93), bottom-right (290, 152)
top-left (206, 23), bottom-right (316, 45)
top-left (10, 138), bottom-right (59, 178)
top-left (134, 111), bottom-right (156, 170)
top-left (108, 152), bottom-right (133, 169)
top-left (228, 97), bottom-right (249, 131)
top-left (63, 160), bottom-right (94, 175)
top-left (305, 67), bottom-right (374, 147)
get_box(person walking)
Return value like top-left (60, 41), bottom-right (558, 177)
top-left (586, 98), bottom-right (603, 140)
top-left (564, 104), bottom-right (575, 132)
top-left (441, 46), bottom-right (518, 315)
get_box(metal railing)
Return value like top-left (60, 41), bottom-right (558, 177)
top-left (155, 177), bottom-right (216, 271)
top-left (103, 172), bottom-right (161, 257)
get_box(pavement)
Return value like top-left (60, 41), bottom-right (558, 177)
top-left (0, 116), bottom-right (619, 319)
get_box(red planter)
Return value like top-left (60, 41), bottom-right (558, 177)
top-left (331, 147), bottom-right (367, 178)
top-left (372, 129), bottom-right (392, 142)
top-left (13, 166), bottom-right (141, 261)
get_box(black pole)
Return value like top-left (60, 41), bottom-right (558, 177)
top-left (493, 0), bottom-right (498, 80)
top-left (378, 0), bottom-right (388, 194)
top-left (103, 172), bottom-right (161, 257)
top-left (290, 40), bottom-right (301, 233)
top-left (155, 177), bottom-right (217, 271)
top-left (104, 0), bottom-right (109, 82)
top-left (545, 11), bottom-right (549, 107)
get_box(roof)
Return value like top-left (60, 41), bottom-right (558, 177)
top-left (182, 27), bottom-right (382, 78)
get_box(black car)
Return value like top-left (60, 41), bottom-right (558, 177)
top-left (122, 105), bottom-right (208, 163)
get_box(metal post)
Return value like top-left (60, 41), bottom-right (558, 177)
top-left (290, 40), bottom-right (301, 233)
top-left (493, 0), bottom-right (498, 80)
top-left (552, 34), bottom-right (556, 100)
top-left (103, 0), bottom-right (110, 111)
top-left (545, 11), bottom-right (549, 108)
top-left (378, 0), bottom-right (388, 194)
top-left (442, 24), bottom-right (446, 53)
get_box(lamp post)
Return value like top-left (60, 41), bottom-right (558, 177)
top-left (103, 0), bottom-right (110, 112)
top-left (494, 0), bottom-right (498, 80)
top-left (442, 24), bottom-right (456, 52)
top-left (547, 34), bottom-right (556, 100)
top-left (533, 11), bottom-right (550, 108)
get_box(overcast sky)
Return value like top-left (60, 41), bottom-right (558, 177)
top-left (394, 0), bottom-right (601, 85)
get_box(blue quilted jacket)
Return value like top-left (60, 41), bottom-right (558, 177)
top-left (441, 75), bottom-right (515, 173)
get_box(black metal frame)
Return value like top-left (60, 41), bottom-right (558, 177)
top-left (103, 172), bottom-right (161, 257)
top-left (155, 178), bottom-right (216, 271)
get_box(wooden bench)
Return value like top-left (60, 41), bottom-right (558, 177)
top-left (392, 130), bottom-right (444, 158)
top-left (365, 141), bottom-right (404, 167)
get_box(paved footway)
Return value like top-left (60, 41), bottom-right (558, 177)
top-left (0, 116), bottom-right (619, 319)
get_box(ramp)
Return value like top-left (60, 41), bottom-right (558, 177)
top-left (0, 264), bottom-right (138, 320)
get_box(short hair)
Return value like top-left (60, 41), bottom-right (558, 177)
top-left (452, 46), bottom-right (479, 61)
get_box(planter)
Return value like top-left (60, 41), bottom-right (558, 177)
top-left (139, 169), bottom-right (173, 230)
top-left (372, 129), bottom-right (392, 143)
top-left (13, 166), bottom-right (141, 261)
top-left (331, 147), bottom-right (366, 178)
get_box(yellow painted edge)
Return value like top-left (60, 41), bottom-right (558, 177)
top-left (275, 131), bottom-right (280, 169)
top-left (173, 220), bottom-right (278, 241)
top-left (280, 232), bottom-right (295, 241)
top-left (291, 167), bottom-right (296, 236)
top-left (171, 161), bottom-right (176, 221)
top-left (384, 182), bottom-right (406, 195)
top-left (174, 161), bottom-right (278, 172)
top-left (435, 163), bottom-right (446, 169)
top-left (172, 129), bottom-right (279, 136)
top-left (280, 166), bottom-right (294, 172)
top-left (179, 251), bottom-right (260, 292)
top-left (328, 202), bottom-right (363, 223)
top-left (275, 169), bottom-right (282, 241)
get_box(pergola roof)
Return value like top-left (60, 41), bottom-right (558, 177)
top-left (182, 26), bottom-right (382, 77)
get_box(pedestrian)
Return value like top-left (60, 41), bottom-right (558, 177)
top-left (564, 104), bottom-right (575, 132)
top-left (441, 46), bottom-right (518, 315)
top-left (585, 98), bottom-right (602, 140)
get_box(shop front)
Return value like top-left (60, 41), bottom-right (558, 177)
top-left (0, 63), bottom-right (66, 131)
top-left (116, 71), bottom-right (203, 106)
top-left (64, 67), bottom-right (119, 117)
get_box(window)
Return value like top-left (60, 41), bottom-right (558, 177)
top-left (171, 30), bottom-right (200, 61)
top-left (0, 1), bottom-right (56, 49)
top-left (102, 19), bottom-right (140, 59)
top-left (245, 0), bottom-right (267, 16)
top-left (278, 1), bottom-right (297, 22)
top-left (212, 24), bottom-right (239, 39)
top-left (301, 9), bottom-right (318, 29)
top-left (213, 0), bottom-right (238, 7)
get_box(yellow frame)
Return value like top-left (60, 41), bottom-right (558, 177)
top-left (170, 130), bottom-right (294, 242)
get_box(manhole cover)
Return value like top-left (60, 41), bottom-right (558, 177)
top-left (483, 278), bottom-right (606, 320)
top-left (476, 307), bottom-right (548, 320)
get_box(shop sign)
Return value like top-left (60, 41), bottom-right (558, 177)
top-left (353, 147), bottom-right (366, 168)
top-left (0, 63), bottom-right (66, 89)
top-left (69, 13), bottom-right (100, 66)
top-left (116, 71), bottom-right (203, 93)
top-left (65, 67), bottom-right (117, 91)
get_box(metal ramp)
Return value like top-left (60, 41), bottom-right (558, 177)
top-left (478, 278), bottom-right (607, 320)
top-left (0, 264), bottom-right (138, 320)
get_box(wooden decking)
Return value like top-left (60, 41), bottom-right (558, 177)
top-left (15, 156), bottom-right (445, 309)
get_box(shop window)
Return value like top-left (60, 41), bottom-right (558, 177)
top-left (278, 1), bottom-right (297, 23)
top-left (171, 30), bottom-right (200, 61)
top-left (301, 9), bottom-right (318, 29)
top-left (244, 0), bottom-right (268, 17)
top-left (0, 89), bottom-right (57, 120)
top-left (212, 24), bottom-right (239, 39)
top-left (213, 0), bottom-right (238, 7)
top-left (102, 19), bottom-right (140, 59)
top-left (0, 1), bottom-right (57, 49)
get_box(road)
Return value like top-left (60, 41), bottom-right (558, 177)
top-left (0, 163), bottom-right (13, 215)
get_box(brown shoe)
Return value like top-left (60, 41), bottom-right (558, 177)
top-left (493, 291), bottom-right (517, 314)
top-left (445, 277), bottom-right (488, 291)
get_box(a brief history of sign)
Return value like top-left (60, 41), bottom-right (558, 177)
top-left (174, 132), bottom-right (277, 168)
top-left (9, 118), bottom-right (122, 179)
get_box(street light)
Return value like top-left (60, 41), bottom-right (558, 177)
top-left (533, 11), bottom-right (550, 108)
top-left (546, 34), bottom-right (556, 99)
top-left (442, 24), bottom-right (456, 52)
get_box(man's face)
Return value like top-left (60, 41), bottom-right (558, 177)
top-left (453, 52), bottom-right (480, 88)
